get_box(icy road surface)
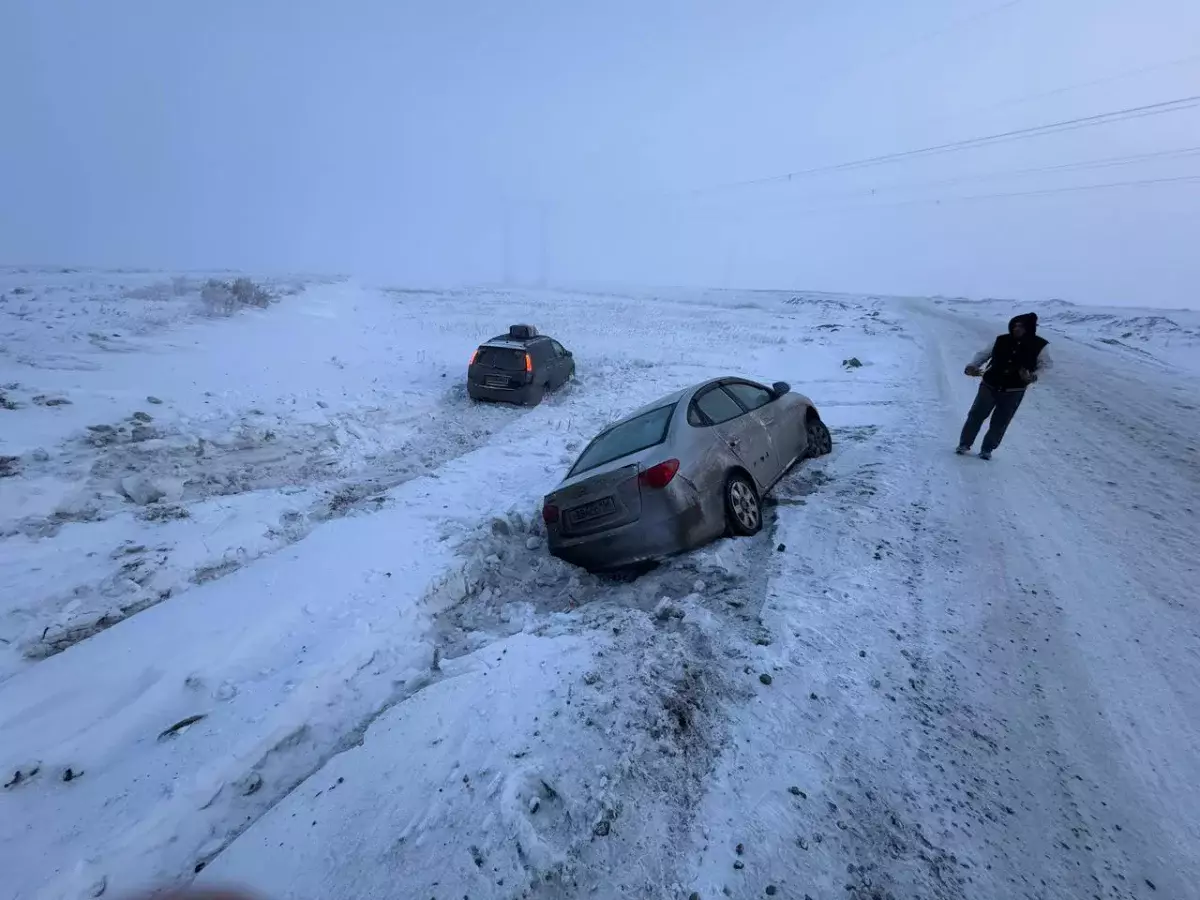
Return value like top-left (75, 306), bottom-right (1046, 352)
top-left (1, 271), bottom-right (1197, 900)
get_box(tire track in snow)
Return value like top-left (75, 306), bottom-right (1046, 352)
top-left (2, 385), bottom-right (539, 667)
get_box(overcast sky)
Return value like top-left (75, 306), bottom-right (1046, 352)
top-left (2, 0), bottom-right (1198, 307)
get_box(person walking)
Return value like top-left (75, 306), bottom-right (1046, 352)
top-left (956, 312), bottom-right (1053, 459)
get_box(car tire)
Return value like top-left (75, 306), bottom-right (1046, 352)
top-left (725, 472), bottom-right (762, 537)
top-left (525, 383), bottom-right (545, 407)
top-left (806, 417), bottom-right (833, 457)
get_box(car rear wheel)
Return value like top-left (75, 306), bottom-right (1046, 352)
top-left (725, 472), bottom-right (762, 536)
top-left (806, 417), bottom-right (833, 457)
top-left (525, 383), bottom-right (545, 407)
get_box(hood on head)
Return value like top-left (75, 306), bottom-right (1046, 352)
top-left (1008, 312), bottom-right (1038, 336)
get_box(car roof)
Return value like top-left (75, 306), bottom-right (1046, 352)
top-left (481, 333), bottom-right (549, 347)
top-left (605, 376), bottom-right (744, 428)
top-left (478, 337), bottom-right (548, 351)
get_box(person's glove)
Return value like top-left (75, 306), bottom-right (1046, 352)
top-left (1019, 367), bottom-right (1037, 384)
top-left (964, 365), bottom-right (983, 377)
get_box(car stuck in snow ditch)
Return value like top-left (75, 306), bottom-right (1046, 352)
top-left (540, 376), bottom-right (832, 571)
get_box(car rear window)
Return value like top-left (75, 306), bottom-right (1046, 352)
top-left (475, 346), bottom-right (526, 370)
top-left (568, 404), bottom-right (676, 477)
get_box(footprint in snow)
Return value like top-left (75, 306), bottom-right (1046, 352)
top-left (501, 767), bottom-right (571, 874)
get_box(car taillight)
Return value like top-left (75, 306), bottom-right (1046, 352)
top-left (542, 502), bottom-right (560, 524)
top-left (525, 353), bottom-right (533, 373)
top-left (469, 349), bottom-right (479, 365)
top-left (639, 459), bottom-right (680, 489)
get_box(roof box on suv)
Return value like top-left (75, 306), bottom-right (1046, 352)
top-left (508, 324), bottom-right (539, 340)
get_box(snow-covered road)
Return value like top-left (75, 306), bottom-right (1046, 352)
top-left (906, 303), bottom-right (1200, 898)
top-left (1, 272), bottom-right (1197, 900)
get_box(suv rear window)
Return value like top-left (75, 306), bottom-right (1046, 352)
top-left (474, 346), bottom-right (526, 371)
top-left (568, 404), bottom-right (676, 477)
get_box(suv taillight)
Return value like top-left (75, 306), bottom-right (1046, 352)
top-left (638, 459), bottom-right (680, 489)
top-left (525, 352), bottom-right (533, 373)
top-left (469, 349), bottom-right (479, 365)
top-left (542, 502), bottom-right (560, 524)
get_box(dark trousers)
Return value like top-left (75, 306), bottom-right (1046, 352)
top-left (959, 383), bottom-right (1025, 452)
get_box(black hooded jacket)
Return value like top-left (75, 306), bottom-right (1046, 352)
top-left (982, 313), bottom-right (1049, 391)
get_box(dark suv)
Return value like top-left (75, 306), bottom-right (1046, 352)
top-left (467, 325), bottom-right (575, 406)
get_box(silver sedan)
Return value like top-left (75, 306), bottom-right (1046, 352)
top-left (542, 376), bottom-right (832, 571)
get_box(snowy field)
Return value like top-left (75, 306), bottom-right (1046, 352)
top-left (1, 269), bottom-right (1198, 900)
top-left (934, 293), bottom-right (1200, 378)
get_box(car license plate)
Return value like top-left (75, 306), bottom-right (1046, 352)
top-left (569, 497), bottom-right (616, 523)
top-left (486, 375), bottom-right (510, 388)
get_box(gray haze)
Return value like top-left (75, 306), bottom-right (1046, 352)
top-left (2, 0), bottom-right (1198, 307)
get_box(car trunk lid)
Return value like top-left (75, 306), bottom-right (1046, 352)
top-left (470, 346), bottom-right (528, 389)
top-left (550, 463), bottom-right (642, 536)
top-left (549, 439), bottom-right (683, 536)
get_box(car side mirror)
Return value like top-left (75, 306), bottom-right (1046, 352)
top-left (564, 350), bottom-right (573, 358)
top-left (772, 381), bottom-right (790, 397)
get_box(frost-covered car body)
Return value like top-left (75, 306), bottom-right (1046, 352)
top-left (542, 376), bottom-right (832, 571)
top-left (467, 324), bottom-right (575, 406)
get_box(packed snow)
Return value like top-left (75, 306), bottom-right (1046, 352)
top-left (1, 269), bottom-right (1198, 900)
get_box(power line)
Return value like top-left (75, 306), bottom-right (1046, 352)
top-left (890, 145), bottom-right (1200, 189)
top-left (920, 50), bottom-right (1200, 128)
top-left (771, 145), bottom-right (1200, 204)
top-left (775, 172), bottom-right (1200, 217)
top-left (673, 93), bottom-right (1200, 197)
top-left (553, 1), bottom-right (1036, 216)
top-left (961, 172), bottom-right (1200, 201)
